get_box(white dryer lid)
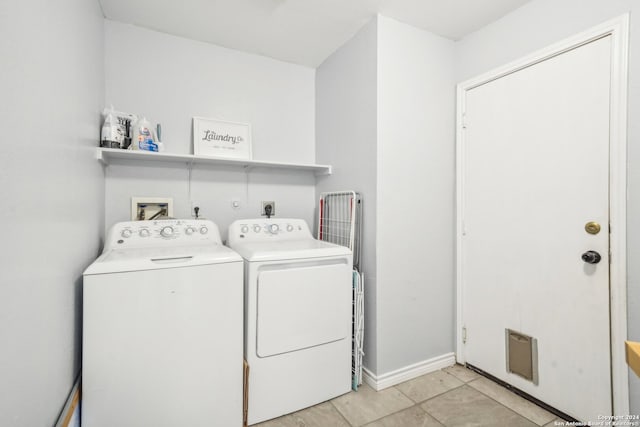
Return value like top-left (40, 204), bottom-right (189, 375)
top-left (230, 239), bottom-right (351, 262)
top-left (84, 244), bottom-right (242, 275)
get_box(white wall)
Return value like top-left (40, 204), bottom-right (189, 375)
top-left (376, 16), bottom-right (456, 374)
top-left (104, 21), bottom-right (317, 237)
top-left (316, 17), bottom-right (379, 372)
top-left (316, 15), bottom-right (457, 377)
top-left (455, 0), bottom-right (640, 412)
top-left (0, 0), bottom-right (105, 425)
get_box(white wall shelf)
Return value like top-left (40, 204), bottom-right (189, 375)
top-left (97, 147), bottom-right (332, 175)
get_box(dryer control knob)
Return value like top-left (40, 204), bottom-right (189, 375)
top-left (160, 226), bottom-right (174, 238)
top-left (269, 224), bottom-right (279, 234)
top-left (241, 225), bottom-right (249, 234)
top-left (200, 226), bottom-right (208, 235)
top-left (253, 225), bottom-right (261, 233)
top-left (286, 224), bottom-right (294, 232)
top-left (121, 229), bottom-right (132, 238)
top-left (185, 227), bottom-right (195, 235)
top-left (139, 229), bottom-right (150, 237)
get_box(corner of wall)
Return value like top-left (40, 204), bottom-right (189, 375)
top-left (314, 14), bottom-right (379, 375)
top-left (375, 15), bottom-right (456, 375)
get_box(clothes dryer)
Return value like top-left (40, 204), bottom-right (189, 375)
top-left (228, 218), bottom-right (352, 425)
top-left (82, 219), bottom-right (243, 427)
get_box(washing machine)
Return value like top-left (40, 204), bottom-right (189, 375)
top-left (228, 218), bottom-right (352, 425)
top-left (82, 219), bottom-right (243, 427)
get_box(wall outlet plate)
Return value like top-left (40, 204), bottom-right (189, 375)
top-left (261, 201), bottom-right (275, 216)
top-left (190, 200), bottom-right (202, 218)
top-left (131, 197), bottom-right (173, 220)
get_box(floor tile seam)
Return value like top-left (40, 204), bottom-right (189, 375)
top-left (466, 379), bottom-right (549, 421)
top-left (328, 399), bottom-right (359, 427)
top-left (466, 377), bottom-right (557, 425)
top-left (397, 380), bottom-right (467, 406)
top-left (443, 370), bottom-right (474, 383)
top-left (353, 398), bottom-right (415, 426)
top-left (396, 382), bottom-right (467, 424)
top-left (441, 369), bottom-right (477, 387)
top-left (464, 383), bottom-right (547, 426)
top-left (358, 403), bottom-right (439, 427)
top-left (392, 383), bottom-right (414, 402)
top-left (418, 386), bottom-right (540, 427)
top-left (415, 400), bottom-right (449, 426)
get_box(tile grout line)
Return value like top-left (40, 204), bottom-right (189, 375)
top-left (330, 392), bottom-right (416, 427)
top-left (418, 382), bottom-right (541, 427)
top-left (398, 380), bottom-right (467, 406)
top-left (465, 381), bottom-right (548, 426)
top-left (353, 368), bottom-right (480, 426)
top-left (326, 368), bottom-right (544, 427)
top-left (356, 402), bottom-right (442, 427)
top-left (329, 397), bottom-right (361, 427)
top-left (390, 372), bottom-right (470, 426)
top-left (415, 383), bottom-right (470, 426)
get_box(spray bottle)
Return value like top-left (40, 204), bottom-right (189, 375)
top-left (100, 109), bottom-right (118, 148)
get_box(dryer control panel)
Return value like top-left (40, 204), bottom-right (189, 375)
top-left (104, 219), bottom-right (223, 250)
top-left (228, 218), bottom-right (312, 246)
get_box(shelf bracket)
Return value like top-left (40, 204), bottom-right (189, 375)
top-left (96, 148), bottom-right (105, 163)
top-left (316, 165), bottom-right (332, 176)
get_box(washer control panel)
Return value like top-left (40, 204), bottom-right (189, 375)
top-left (105, 219), bottom-right (222, 249)
top-left (228, 218), bottom-right (312, 246)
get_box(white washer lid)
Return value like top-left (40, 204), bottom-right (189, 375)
top-left (230, 239), bottom-right (351, 262)
top-left (84, 243), bottom-right (242, 275)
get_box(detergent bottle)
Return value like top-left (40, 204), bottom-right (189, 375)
top-left (131, 117), bottom-right (158, 152)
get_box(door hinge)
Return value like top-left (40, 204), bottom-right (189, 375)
top-left (461, 113), bottom-right (467, 129)
top-left (462, 327), bottom-right (467, 344)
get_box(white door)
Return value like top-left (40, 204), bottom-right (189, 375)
top-left (460, 36), bottom-right (612, 421)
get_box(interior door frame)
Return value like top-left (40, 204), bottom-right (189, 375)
top-left (455, 15), bottom-right (630, 414)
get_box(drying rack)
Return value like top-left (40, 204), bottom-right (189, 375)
top-left (318, 191), bottom-right (364, 390)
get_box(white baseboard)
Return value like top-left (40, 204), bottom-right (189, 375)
top-left (362, 352), bottom-right (456, 391)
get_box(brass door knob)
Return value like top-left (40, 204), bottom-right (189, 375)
top-left (585, 221), bottom-right (601, 235)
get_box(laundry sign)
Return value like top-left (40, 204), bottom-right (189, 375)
top-left (193, 117), bottom-right (252, 159)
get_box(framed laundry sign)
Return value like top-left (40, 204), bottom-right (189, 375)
top-left (193, 117), bottom-right (252, 159)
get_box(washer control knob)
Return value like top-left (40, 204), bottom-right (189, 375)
top-left (241, 225), bottom-right (249, 234)
top-left (269, 224), bottom-right (279, 234)
top-left (121, 229), bottom-right (132, 238)
top-left (286, 224), bottom-right (294, 232)
top-left (160, 226), bottom-right (174, 238)
top-left (253, 225), bottom-right (261, 233)
top-left (185, 227), bottom-right (195, 235)
top-left (200, 226), bottom-right (208, 235)
top-left (139, 229), bottom-right (150, 237)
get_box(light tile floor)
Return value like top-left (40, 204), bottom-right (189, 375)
top-left (255, 364), bottom-right (562, 427)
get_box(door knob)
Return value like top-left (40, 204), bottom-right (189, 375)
top-left (585, 221), bottom-right (601, 235)
top-left (581, 250), bottom-right (601, 264)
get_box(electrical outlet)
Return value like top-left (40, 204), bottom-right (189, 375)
top-left (261, 201), bottom-right (275, 217)
top-left (190, 201), bottom-right (201, 218)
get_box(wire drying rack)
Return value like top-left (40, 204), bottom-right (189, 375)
top-left (318, 191), bottom-right (364, 390)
